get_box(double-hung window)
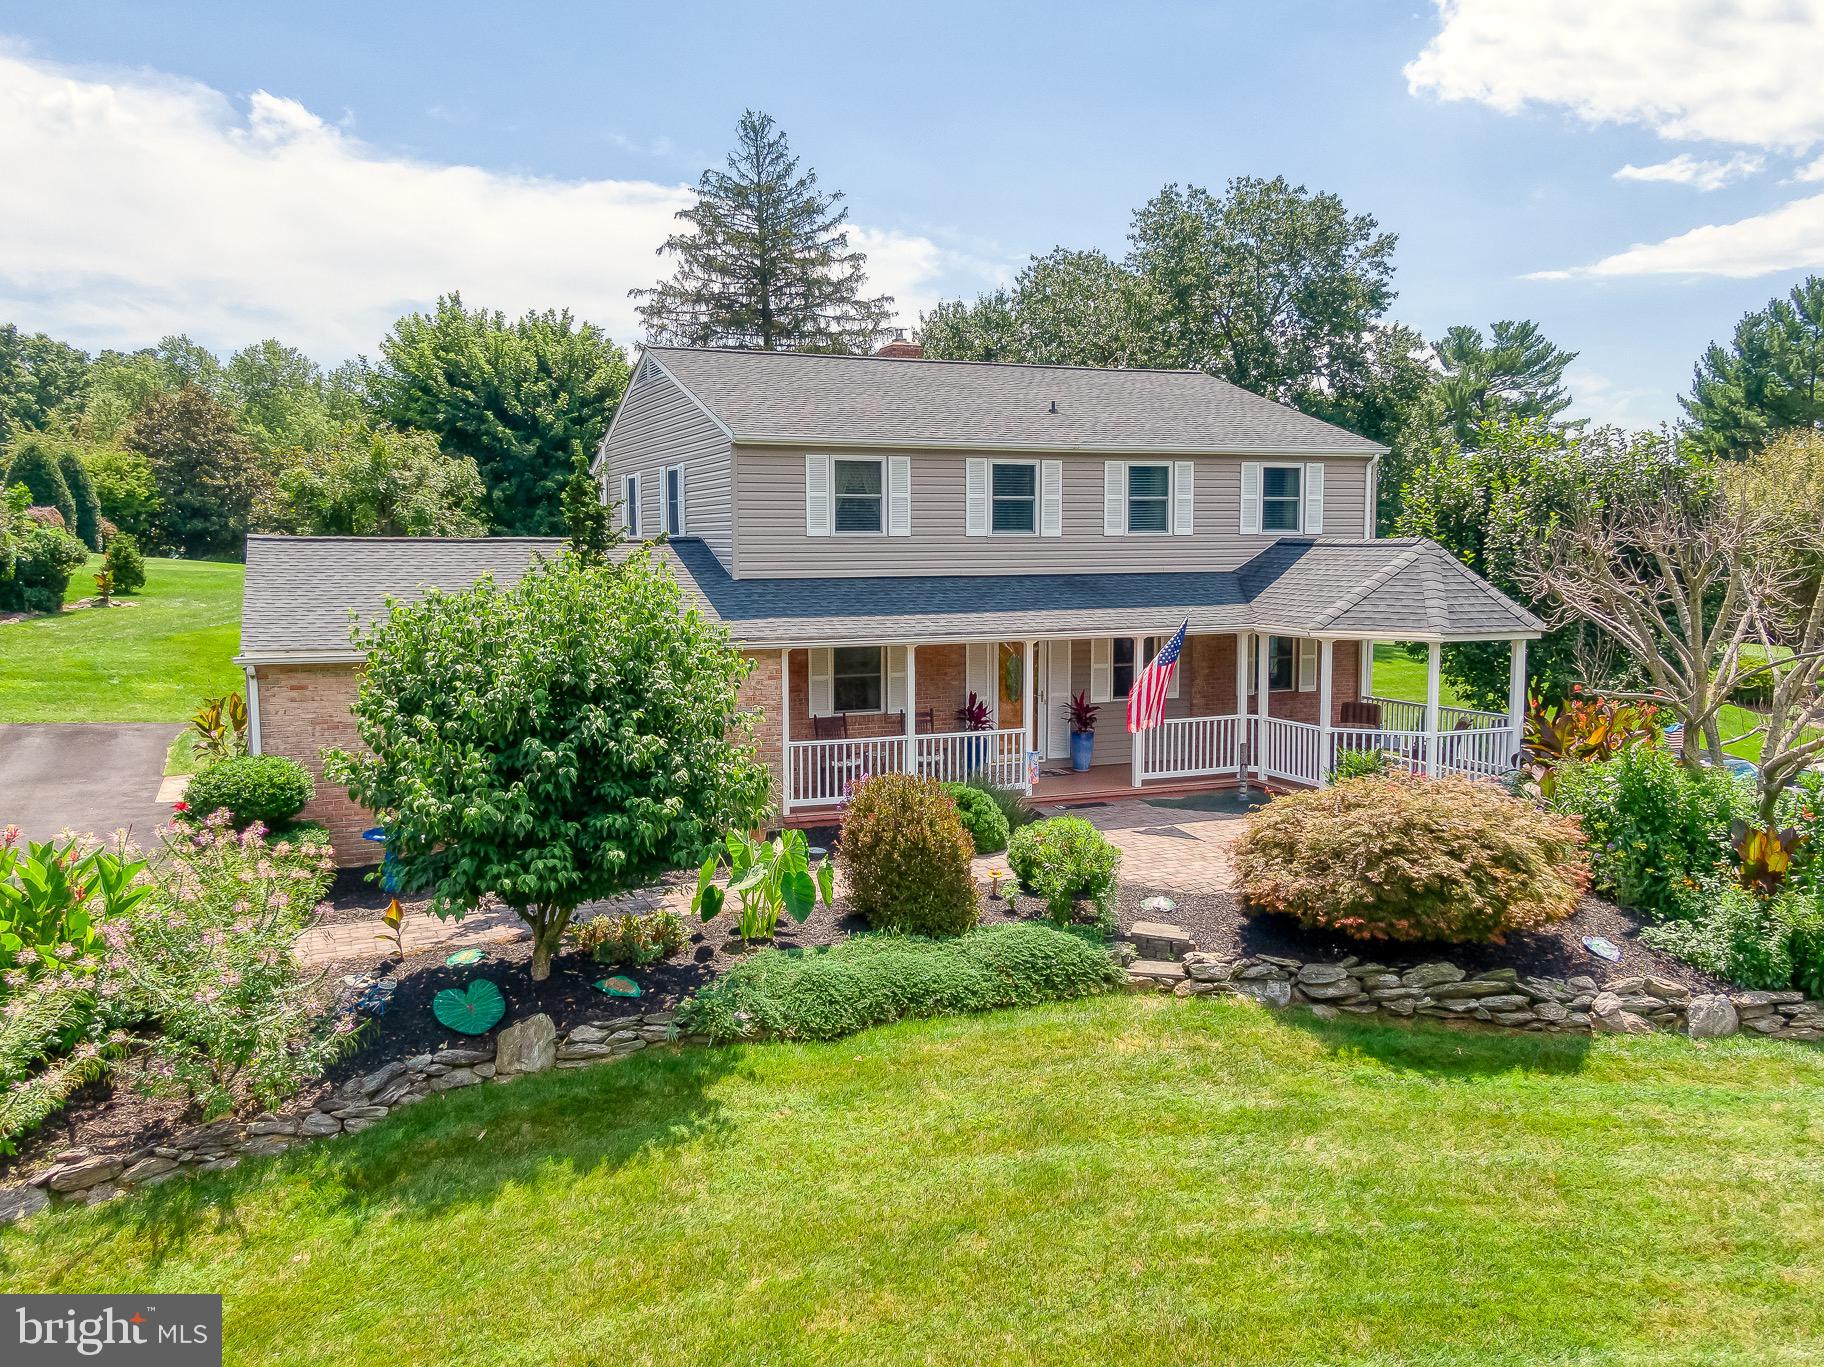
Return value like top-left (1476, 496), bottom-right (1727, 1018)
top-left (833, 458), bottom-right (884, 534)
top-left (1268, 637), bottom-right (1295, 691)
top-left (1126, 464), bottom-right (1171, 532)
top-left (831, 646), bottom-right (884, 713)
top-left (664, 465), bottom-right (685, 535)
top-left (1261, 465), bottom-right (1302, 532)
top-left (990, 461), bottom-right (1037, 534)
top-left (1106, 637), bottom-right (1180, 701)
top-left (622, 474), bottom-right (640, 535)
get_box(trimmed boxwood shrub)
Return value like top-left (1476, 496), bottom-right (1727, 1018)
top-left (841, 773), bottom-right (979, 936)
top-left (1007, 816), bottom-right (1122, 925)
top-left (182, 754), bottom-right (315, 829)
top-left (1234, 773), bottom-right (1589, 942)
top-left (675, 923), bottom-right (1127, 1042)
top-left (941, 781), bottom-right (1011, 855)
top-left (5, 435), bottom-right (76, 531)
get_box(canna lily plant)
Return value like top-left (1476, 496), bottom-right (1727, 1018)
top-left (691, 828), bottom-right (834, 945)
top-left (1730, 821), bottom-right (1808, 896)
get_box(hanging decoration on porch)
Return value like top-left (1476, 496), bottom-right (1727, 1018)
top-left (1127, 619), bottom-right (1188, 733)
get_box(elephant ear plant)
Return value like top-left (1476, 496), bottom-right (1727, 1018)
top-left (692, 829), bottom-right (834, 945)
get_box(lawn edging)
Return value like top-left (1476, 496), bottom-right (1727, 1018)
top-left (1127, 937), bottom-right (1823, 1043)
top-left (0, 1007), bottom-right (688, 1227)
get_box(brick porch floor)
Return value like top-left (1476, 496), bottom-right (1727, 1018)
top-left (295, 797), bottom-right (1253, 968)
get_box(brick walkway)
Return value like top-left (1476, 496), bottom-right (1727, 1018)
top-left (295, 798), bottom-right (1248, 967)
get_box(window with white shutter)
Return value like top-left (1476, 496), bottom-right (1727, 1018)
top-left (1040, 460), bottom-right (1062, 536)
top-left (1089, 637), bottom-right (1114, 703)
top-left (1303, 462), bottom-right (1325, 535)
top-left (1103, 462), bottom-right (1125, 536)
top-left (1261, 465), bottom-right (1301, 533)
top-left (887, 457), bottom-right (911, 536)
top-left (1172, 460), bottom-right (1194, 535)
top-left (965, 458), bottom-right (989, 536)
top-left (622, 473), bottom-right (640, 535)
top-left (805, 455), bottom-right (832, 537)
top-left (665, 465), bottom-right (686, 536)
top-left (965, 642), bottom-right (996, 723)
top-left (808, 648), bottom-right (834, 715)
top-left (1296, 638), bottom-right (1318, 692)
top-left (989, 461), bottom-right (1037, 534)
top-left (886, 645), bottom-right (908, 713)
top-left (1240, 462), bottom-right (1262, 535)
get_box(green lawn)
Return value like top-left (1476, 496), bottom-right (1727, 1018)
top-left (7, 995), bottom-right (1822, 1365)
top-left (0, 556), bottom-right (243, 722)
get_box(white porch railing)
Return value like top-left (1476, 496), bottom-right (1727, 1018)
top-left (1367, 695), bottom-right (1510, 732)
top-left (916, 727), bottom-right (1028, 791)
top-left (785, 727), bottom-right (1029, 812)
top-left (1130, 713), bottom-right (1523, 790)
top-left (1139, 714), bottom-right (1245, 781)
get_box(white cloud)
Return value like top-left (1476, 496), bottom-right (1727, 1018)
top-left (1613, 153), bottom-right (1764, 192)
top-left (1406, 0), bottom-right (1824, 152)
top-left (1529, 193), bottom-right (1824, 279)
top-left (0, 45), bottom-right (966, 360)
top-left (1564, 365), bottom-right (1670, 430)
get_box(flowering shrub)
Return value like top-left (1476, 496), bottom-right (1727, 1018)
top-left (1547, 746), bottom-right (1749, 920)
top-left (1235, 773), bottom-right (1589, 942)
top-left (106, 814), bottom-right (354, 1119)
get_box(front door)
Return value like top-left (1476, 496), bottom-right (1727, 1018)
top-left (1037, 641), bottom-right (1073, 760)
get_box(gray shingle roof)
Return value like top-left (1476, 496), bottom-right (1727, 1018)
top-left (239, 536), bottom-right (567, 661)
top-left (643, 347), bottom-right (1386, 454)
top-left (239, 534), bottom-right (1537, 663)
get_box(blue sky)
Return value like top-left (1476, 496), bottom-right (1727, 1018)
top-left (6, 1), bottom-right (1824, 430)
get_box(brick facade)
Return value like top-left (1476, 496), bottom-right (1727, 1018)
top-left (251, 663), bottom-right (371, 865)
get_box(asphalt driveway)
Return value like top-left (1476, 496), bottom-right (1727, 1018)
top-left (0, 723), bottom-right (180, 844)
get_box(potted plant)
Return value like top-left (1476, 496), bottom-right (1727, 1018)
top-left (956, 692), bottom-right (993, 771)
top-left (1067, 691), bottom-right (1098, 772)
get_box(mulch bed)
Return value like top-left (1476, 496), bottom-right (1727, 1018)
top-left (3, 847), bottom-right (1719, 1180)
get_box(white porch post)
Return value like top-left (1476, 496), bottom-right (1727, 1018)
top-left (1318, 638), bottom-right (1334, 785)
top-left (1021, 638), bottom-right (1035, 791)
top-left (1257, 632), bottom-right (1273, 780)
top-left (1235, 631), bottom-right (1252, 779)
top-left (1130, 632), bottom-right (1146, 788)
top-left (1361, 640), bottom-right (1375, 702)
top-left (779, 648), bottom-right (792, 815)
top-left (903, 644), bottom-right (918, 774)
top-left (1508, 637), bottom-right (1528, 759)
top-left (1424, 640), bottom-right (1442, 775)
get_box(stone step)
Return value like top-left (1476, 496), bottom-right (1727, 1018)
top-left (1127, 920), bottom-right (1194, 960)
top-left (1128, 958), bottom-right (1188, 982)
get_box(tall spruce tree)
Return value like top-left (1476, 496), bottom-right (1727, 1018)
top-left (1682, 276), bottom-right (1824, 459)
top-left (633, 110), bottom-right (894, 352)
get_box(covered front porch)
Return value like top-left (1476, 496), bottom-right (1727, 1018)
top-left (774, 631), bottom-right (1528, 816)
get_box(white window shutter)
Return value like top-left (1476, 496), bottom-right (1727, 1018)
top-left (886, 645), bottom-right (908, 713)
top-left (965, 458), bottom-right (989, 536)
top-left (1103, 462), bottom-right (1126, 535)
top-left (1303, 462), bottom-right (1325, 535)
top-left (1172, 460), bottom-right (1194, 535)
top-left (965, 642), bottom-right (994, 715)
top-left (888, 457), bottom-right (911, 536)
top-left (805, 455), bottom-right (832, 537)
top-left (1040, 460), bottom-right (1063, 537)
top-left (1297, 638), bottom-right (1318, 692)
top-left (808, 648), bottom-right (834, 716)
top-left (1240, 462), bottom-right (1262, 535)
top-left (1090, 638), bottom-right (1113, 703)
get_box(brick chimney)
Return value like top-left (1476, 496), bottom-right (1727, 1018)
top-left (874, 328), bottom-right (923, 359)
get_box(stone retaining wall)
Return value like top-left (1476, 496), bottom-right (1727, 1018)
top-left (0, 1009), bottom-right (688, 1226)
top-left (1130, 951), bottom-right (1824, 1043)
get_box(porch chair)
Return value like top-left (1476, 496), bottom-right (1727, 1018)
top-left (1338, 699), bottom-right (1382, 728)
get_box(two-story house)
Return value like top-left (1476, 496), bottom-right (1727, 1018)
top-left (238, 344), bottom-right (1541, 863)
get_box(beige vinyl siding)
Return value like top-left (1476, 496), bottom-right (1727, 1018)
top-left (733, 444), bottom-right (1371, 578)
top-left (598, 361), bottom-right (736, 571)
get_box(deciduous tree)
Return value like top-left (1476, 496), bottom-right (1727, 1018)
top-left (371, 294), bottom-right (628, 535)
top-left (272, 425), bottom-right (487, 537)
top-left (327, 552), bottom-right (773, 980)
top-left (125, 386), bottom-right (258, 558)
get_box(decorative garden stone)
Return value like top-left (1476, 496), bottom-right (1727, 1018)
top-left (1686, 995), bottom-right (1740, 1039)
top-left (495, 1013), bottom-right (558, 1076)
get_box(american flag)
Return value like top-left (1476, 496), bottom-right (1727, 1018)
top-left (1127, 619), bottom-right (1187, 733)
